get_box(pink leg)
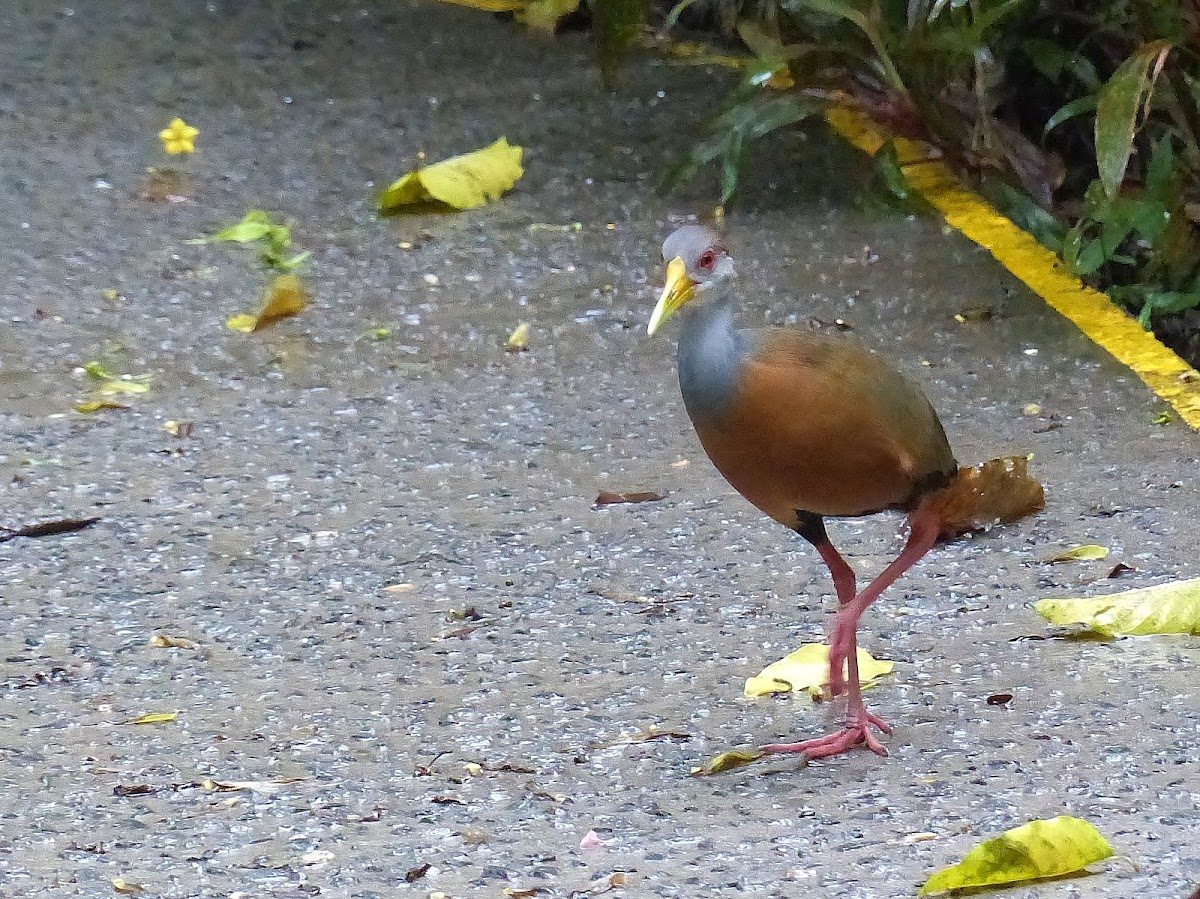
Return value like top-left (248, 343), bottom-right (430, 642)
top-left (765, 506), bottom-right (940, 761)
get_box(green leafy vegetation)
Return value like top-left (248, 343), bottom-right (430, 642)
top-left (657, 0), bottom-right (1200, 361)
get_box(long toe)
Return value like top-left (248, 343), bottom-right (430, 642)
top-left (761, 721), bottom-right (889, 761)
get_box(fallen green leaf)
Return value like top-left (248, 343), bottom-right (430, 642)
top-left (1035, 577), bottom-right (1200, 636)
top-left (1046, 544), bottom-right (1110, 563)
top-left (744, 643), bottom-right (893, 698)
top-left (101, 379), bottom-right (151, 395)
top-left (920, 816), bottom-right (1113, 895)
top-left (690, 748), bottom-right (764, 776)
top-left (191, 211), bottom-right (310, 272)
top-left (379, 138), bottom-right (524, 213)
top-left (78, 363), bottom-right (151, 410)
top-left (516, 0), bottom-right (581, 31)
top-left (263, 248), bottom-right (311, 272)
top-left (84, 361), bottom-right (115, 381)
top-left (209, 211), bottom-right (277, 243)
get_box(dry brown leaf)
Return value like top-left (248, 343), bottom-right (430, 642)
top-left (926, 455), bottom-right (1045, 538)
top-left (0, 516), bottom-right (100, 544)
top-left (404, 863), bottom-right (432, 883)
top-left (113, 784), bottom-right (155, 797)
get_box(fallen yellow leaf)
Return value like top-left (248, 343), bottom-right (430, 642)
top-left (1046, 544), bottom-right (1110, 563)
top-left (506, 322), bottom-right (531, 352)
top-left (226, 274), bottom-right (309, 333)
top-left (76, 399), bottom-right (129, 413)
top-left (127, 711), bottom-right (178, 725)
top-left (690, 748), bottom-right (764, 776)
top-left (1035, 577), bottom-right (1200, 636)
top-left (437, 0), bottom-right (524, 9)
top-left (744, 643), bottom-right (893, 698)
top-left (920, 816), bottom-right (1113, 895)
top-left (380, 138), bottom-right (524, 213)
top-left (111, 877), bottom-right (145, 894)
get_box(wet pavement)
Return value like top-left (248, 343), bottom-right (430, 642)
top-left (2, 1), bottom-right (1199, 897)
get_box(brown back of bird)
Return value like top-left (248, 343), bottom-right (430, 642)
top-left (689, 330), bottom-right (958, 528)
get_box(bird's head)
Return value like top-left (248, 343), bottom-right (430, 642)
top-left (647, 225), bottom-right (734, 336)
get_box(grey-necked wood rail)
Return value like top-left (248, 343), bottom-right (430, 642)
top-left (648, 225), bottom-right (1043, 761)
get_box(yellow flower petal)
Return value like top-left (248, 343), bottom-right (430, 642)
top-left (160, 117), bottom-right (199, 155)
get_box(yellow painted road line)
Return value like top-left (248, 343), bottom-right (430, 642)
top-left (825, 105), bottom-right (1200, 429)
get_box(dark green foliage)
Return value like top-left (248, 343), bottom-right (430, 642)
top-left (660, 80), bottom-right (823, 203)
top-left (594, 0), bottom-right (647, 84)
top-left (660, 0), bottom-right (1200, 328)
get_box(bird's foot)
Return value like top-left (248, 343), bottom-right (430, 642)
top-left (761, 710), bottom-right (892, 760)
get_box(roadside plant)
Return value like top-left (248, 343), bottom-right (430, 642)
top-left (660, 0), bottom-right (1200, 359)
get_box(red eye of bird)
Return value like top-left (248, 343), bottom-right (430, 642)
top-left (697, 249), bottom-right (717, 271)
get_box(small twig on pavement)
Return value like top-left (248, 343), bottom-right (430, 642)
top-left (0, 516), bottom-right (101, 544)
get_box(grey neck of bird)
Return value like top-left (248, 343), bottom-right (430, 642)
top-left (677, 284), bottom-right (746, 425)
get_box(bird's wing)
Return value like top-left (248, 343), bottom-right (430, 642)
top-left (689, 329), bottom-right (956, 523)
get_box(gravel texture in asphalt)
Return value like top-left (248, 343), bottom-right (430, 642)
top-left (2, 2), bottom-right (1198, 897)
